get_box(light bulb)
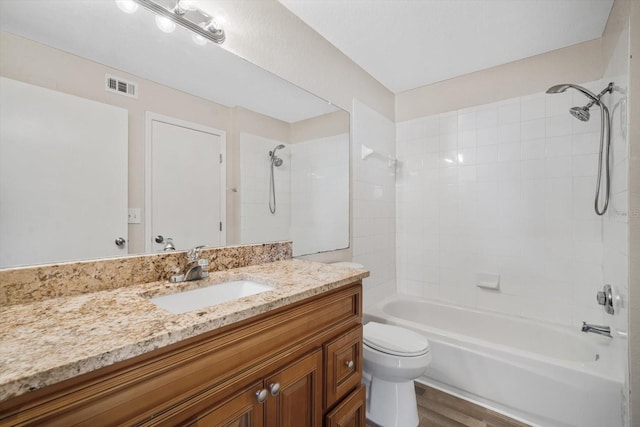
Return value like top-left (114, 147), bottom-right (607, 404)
top-left (155, 15), bottom-right (176, 33)
top-left (178, 0), bottom-right (198, 11)
top-left (173, 0), bottom-right (197, 15)
top-left (115, 0), bottom-right (139, 14)
top-left (192, 33), bottom-right (207, 46)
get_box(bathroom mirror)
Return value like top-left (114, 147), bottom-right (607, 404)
top-left (0, 0), bottom-right (350, 267)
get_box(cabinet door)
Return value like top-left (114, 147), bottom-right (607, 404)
top-left (265, 349), bottom-right (323, 427)
top-left (325, 325), bottom-right (363, 408)
top-left (190, 382), bottom-right (265, 427)
top-left (325, 385), bottom-right (366, 427)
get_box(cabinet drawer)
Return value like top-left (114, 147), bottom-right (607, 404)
top-left (325, 384), bottom-right (366, 427)
top-left (325, 325), bottom-right (362, 409)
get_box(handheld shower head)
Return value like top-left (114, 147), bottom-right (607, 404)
top-left (546, 83), bottom-right (600, 103)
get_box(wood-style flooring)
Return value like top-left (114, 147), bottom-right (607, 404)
top-left (366, 382), bottom-right (531, 427)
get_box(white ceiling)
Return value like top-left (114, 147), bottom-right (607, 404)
top-left (0, 0), bottom-right (338, 123)
top-left (279, 0), bottom-right (614, 93)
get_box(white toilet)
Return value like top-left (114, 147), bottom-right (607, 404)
top-left (363, 322), bottom-right (431, 427)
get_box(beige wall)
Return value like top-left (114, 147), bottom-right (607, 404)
top-left (210, 0), bottom-right (394, 121)
top-left (395, 39), bottom-right (603, 120)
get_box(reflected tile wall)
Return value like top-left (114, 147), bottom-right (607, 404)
top-left (396, 80), bottom-right (621, 328)
top-left (239, 133), bottom-right (291, 244)
top-left (290, 133), bottom-right (350, 256)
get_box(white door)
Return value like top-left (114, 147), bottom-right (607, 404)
top-left (146, 113), bottom-right (225, 253)
top-left (0, 77), bottom-right (128, 267)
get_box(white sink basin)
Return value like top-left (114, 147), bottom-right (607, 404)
top-left (150, 280), bottom-right (275, 314)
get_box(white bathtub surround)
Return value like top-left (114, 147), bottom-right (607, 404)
top-left (366, 295), bottom-right (624, 427)
top-left (352, 100), bottom-right (397, 309)
top-left (396, 80), bottom-right (618, 329)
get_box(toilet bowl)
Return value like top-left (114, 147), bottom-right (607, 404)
top-left (363, 322), bottom-right (431, 427)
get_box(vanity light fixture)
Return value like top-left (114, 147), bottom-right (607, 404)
top-left (128, 0), bottom-right (226, 44)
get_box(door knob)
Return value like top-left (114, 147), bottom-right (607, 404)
top-left (115, 237), bottom-right (126, 247)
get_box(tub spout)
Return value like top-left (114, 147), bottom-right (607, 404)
top-left (581, 321), bottom-right (612, 338)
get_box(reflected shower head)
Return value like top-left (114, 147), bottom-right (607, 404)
top-left (269, 144), bottom-right (285, 167)
top-left (570, 105), bottom-right (591, 122)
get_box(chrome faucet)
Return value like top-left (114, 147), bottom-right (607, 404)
top-left (170, 245), bottom-right (207, 283)
top-left (581, 321), bottom-right (612, 338)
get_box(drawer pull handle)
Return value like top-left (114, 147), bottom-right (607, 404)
top-left (346, 360), bottom-right (354, 370)
top-left (256, 389), bottom-right (268, 403)
top-left (269, 382), bottom-right (281, 396)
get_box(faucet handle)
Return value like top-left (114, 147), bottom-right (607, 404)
top-left (187, 245), bottom-right (206, 262)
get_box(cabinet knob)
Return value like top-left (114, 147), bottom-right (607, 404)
top-left (115, 237), bottom-right (126, 247)
top-left (269, 382), bottom-right (281, 396)
top-left (345, 360), bottom-right (354, 370)
top-left (256, 388), bottom-right (268, 403)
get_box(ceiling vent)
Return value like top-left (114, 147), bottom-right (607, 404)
top-left (105, 74), bottom-right (138, 98)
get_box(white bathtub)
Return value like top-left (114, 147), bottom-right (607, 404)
top-left (365, 295), bottom-right (624, 427)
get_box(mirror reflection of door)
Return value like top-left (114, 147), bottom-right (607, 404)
top-left (0, 77), bottom-right (128, 268)
top-left (145, 113), bottom-right (226, 253)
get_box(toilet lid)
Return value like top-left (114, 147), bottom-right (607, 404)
top-left (363, 322), bottom-right (430, 357)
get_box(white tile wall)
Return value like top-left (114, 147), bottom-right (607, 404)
top-left (600, 21), bottom-right (630, 423)
top-left (396, 80), bottom-right (627, 328)
top-left (352, 100), bottom-right (397, 309)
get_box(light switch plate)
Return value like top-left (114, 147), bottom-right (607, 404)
top-left (128, 208), bottom-right (141, 224)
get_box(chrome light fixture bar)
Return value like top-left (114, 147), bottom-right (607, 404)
top-left (132, 0), bottom-right (225, 44)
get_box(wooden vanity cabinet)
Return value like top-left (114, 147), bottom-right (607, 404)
top-left (173, 350), bottom-right (323, 427)
top-left (0, 282), bottom-right (364, 427)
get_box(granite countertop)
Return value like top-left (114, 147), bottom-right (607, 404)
top-left (0, 259), bottom-right (368, 402)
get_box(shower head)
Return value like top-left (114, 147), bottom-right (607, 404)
top-left (570, 105), bottom-right (591, 122)
top-left (547, 82), bottom-right (614, 122)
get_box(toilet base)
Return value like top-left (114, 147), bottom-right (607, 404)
top-left (366, 376), bottom-right (419, 427)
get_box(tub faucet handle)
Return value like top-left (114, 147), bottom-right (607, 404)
top-left (596, 284), bottom-right (614, 315)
